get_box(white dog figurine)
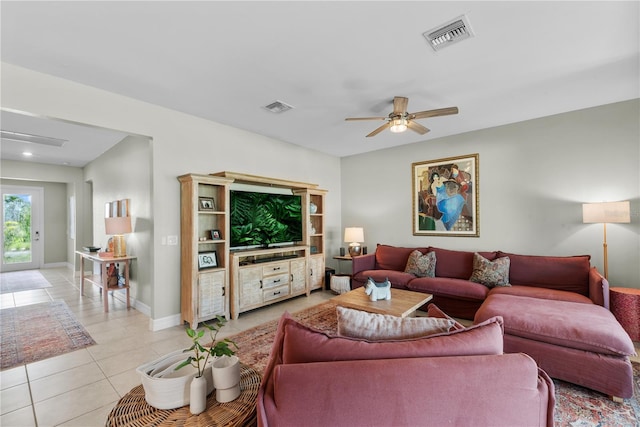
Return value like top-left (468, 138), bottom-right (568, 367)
top-left (364, 277), bottom-right (391, 301)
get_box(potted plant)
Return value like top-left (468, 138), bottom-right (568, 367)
top-left (176, 315), bottom-right (238, 414)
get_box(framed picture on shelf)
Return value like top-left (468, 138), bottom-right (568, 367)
top-left (198, 197), bottom-right (215, 211)
top-left (210, 229), bottom-right (222, 240)
top-left (412, 153), bottom-right (479, 237)
top-left (198, 251), bottom-right (218, 269)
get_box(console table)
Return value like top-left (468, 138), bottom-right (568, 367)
top-left (106, 364), bottom-right (261, 427)
top-left (76, 251), bottom-right (136, 312)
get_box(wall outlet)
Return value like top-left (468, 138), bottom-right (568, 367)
top-left (167, 235), bottom-right (178, 245)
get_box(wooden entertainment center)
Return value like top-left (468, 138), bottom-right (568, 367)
top-left (178, 172), bottom-right (326, 326)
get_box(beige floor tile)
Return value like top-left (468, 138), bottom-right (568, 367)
top-left (96, 346), bottom-right (160, 378)
top-left (26, 349), bottom-right (95, 381)
top-left (57, 401), bottom-right (116, 426)
top-left (0, 405), bottom-right (37, 427)
top-left (108, 367), bottom-right (143, 397)
top-left (0, 383), bottom-right (32, 415)
top-left (0, 366), bottom-right (28, 390)
top-left (30, 361), bottom-right (106, 403)
top-left (33, 379), bottom-right (118, 427)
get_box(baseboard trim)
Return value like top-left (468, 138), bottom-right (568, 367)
top-left (150, 313), bottom-right (182, 331)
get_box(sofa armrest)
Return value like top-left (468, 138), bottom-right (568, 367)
top-left (351, 252), bottom-right (375, 276)
top-left (588, 267), bottom-right (609, 308)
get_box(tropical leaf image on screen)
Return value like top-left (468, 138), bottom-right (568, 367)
top-left (230, 191), bottom-right (302, 248)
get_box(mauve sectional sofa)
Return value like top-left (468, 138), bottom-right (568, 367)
top-left (258, 312), bottom-right (555, 427)
top-left (351, 244), bottom-right (636, 399)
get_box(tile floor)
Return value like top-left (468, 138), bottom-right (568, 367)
top-left (0, 267), bottom-right (334, 426)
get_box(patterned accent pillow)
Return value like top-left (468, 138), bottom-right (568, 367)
top-left (337, 306), bottom-right (455, 341)
top-left (469, 253), bottom-right (511, 288)
top-left (404, 250), bottom-right (436, 277)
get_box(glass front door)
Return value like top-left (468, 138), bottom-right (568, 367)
top-left (1, 186), bottom-right (43, 272)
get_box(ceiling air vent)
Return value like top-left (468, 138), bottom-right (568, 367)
top-left (0, 130), bottom-right (67, 147)
top-left (263, 100), bottom-right (294, 114)
top-left (423, 15), bottom-right (474, 51)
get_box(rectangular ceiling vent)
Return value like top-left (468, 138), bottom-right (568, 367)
top-left (0, 130), bottom-right (67, 147)
top-left (263, 100), bottom-right (294, 114)
top-left (423, 15), bottom-right (474, 51)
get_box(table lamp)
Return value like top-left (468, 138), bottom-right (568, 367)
top-left (582, 201), bottom-right (630, 280)
top-left (105, 216), bottom-right (132, 257)
top-left (344, 227), bottom-right (364, 257)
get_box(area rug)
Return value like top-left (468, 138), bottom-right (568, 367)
top-left (0, 301), bottom-right (96, 370)
top-left (226, 301), bottom-right (640, 427)
top-left (0, 270), bottom-right (52, 294)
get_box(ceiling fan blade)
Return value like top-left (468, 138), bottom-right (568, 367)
top-left (345, 117), bottom-right (387, 121)
top-left (366, 122), bottom-right (391, 137)
top-left (392, 97), bottom-right (409, 115)
top-left (407, 120), bottom-right (430, 135)
top-left (410, 107), bottom-right (459, 120)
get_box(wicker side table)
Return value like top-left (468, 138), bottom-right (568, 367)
top-left (106, 364), bottom-right (261, 427)
top-left (610, 287), bottom-right (640, 342)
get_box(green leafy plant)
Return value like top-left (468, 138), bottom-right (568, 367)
top-left (175, 315), bottom-right (238, 378)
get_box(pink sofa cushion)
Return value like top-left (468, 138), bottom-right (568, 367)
top-left (475, 294), bottom-right (635, 357)
top-left (498, 252), bottom-right (590, 295)
top-left (407, 277), bottom-right (490, 301)
top-left (355, 269), bottom-right (416, 289)
top-left (428, 247), bottom-right (498, 279)
top-left (279, 312), bottom-right (504, 364)
top-left (489, 286), bottom-right (594, 304)
top-left (375, 244), bottom-right (427, 271)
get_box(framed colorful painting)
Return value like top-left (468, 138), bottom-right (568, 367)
top-left (412, 153), bottom-right (479, 237)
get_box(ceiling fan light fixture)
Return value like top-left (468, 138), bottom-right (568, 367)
top-left (389, 117), bottom-right (408, 133)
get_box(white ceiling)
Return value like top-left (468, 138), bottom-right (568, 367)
top-left (1, 1), bottom-right (638, 167)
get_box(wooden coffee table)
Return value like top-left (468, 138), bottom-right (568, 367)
top-left (332, 288), bottom-right (432, 317)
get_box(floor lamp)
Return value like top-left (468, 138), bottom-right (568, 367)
top-left (582, 201), bottom-right (630, 280)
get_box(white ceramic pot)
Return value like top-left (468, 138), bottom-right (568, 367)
top-left (189, 375), bottom-right (207, 415)
top-left (212, 355), bottom-right (241, 403)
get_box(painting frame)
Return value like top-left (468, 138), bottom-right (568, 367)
top-left (198, 197), bottom-right (215, 211)
top-left (198, 251), bottom-right (218, 269)
top-left (412, 153), bottom-right (479, 237)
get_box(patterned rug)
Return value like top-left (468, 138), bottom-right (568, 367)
top-left (0, 270), bottom-right (52, 294)
top-left (0, 301), bottom-right (96, 370)
top-left (227, 301), bottom-right (640, 427)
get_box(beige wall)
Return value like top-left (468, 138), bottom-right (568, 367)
top-left (84, 135), bottom-right (152, 310)
top-left (341, 99), bottom-right (640, 289)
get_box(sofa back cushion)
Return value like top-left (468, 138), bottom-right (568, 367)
top-left (428, 247), bottom-right (498, 279)
top-left (498, 252), bottom-right (591, 295)
top-left (279, 312), bottom-right (504, 364)
top-left (375, 244), bottom-right (427, 271)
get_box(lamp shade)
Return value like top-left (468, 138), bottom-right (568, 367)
top-left (105, 216), bottom-right (132, 235)
top-left (582, 201), bottom-right (630, 224)
top-left (344, 227), bottom-right (364, 243)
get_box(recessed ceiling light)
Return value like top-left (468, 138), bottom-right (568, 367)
top-left (22, 151), bottom-right (33, 157)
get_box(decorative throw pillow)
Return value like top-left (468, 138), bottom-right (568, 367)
top-left (469, 253), bottom-right (511, 288)
top-left (404, 250), bottom-right (436, 277)
top-left (337, 306), bottom-right (454, 340)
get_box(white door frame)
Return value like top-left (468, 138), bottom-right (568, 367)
top-left (1, 185), bottom-right (44, 272)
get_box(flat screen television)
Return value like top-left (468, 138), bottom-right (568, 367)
top-left (230, 190), bottom-right (303, 249)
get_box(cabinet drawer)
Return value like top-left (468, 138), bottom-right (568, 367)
top-left (262, 263), bottom-right (289, 276)
top-left (263, 273), bottom-right (289, 289)
top-left (263, 285), bottom-right (289, 302)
